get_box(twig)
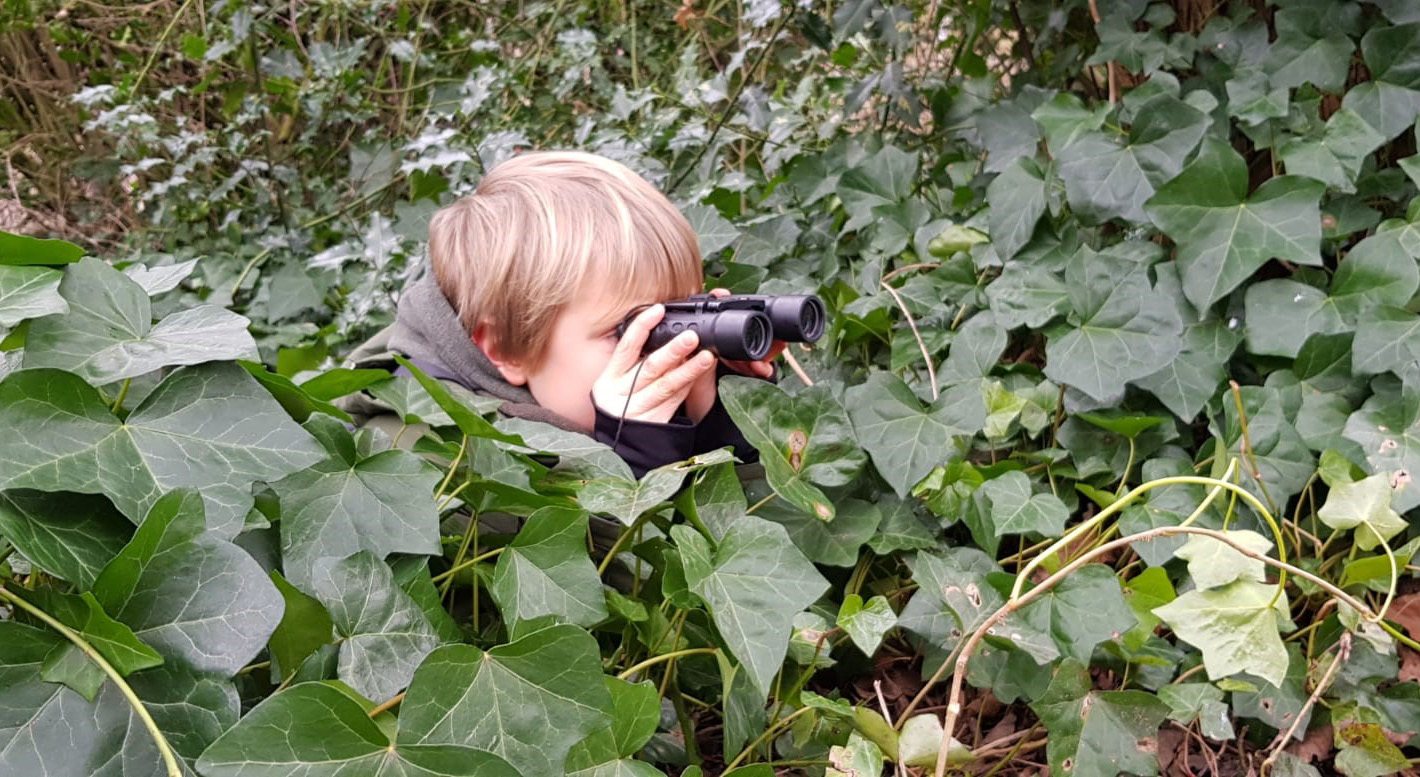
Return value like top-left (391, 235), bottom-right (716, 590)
top-left (1259, 634), bottom-right (1350, 776)
top-left (0, 585), bottom-right (181, 777)
top-left (368, 691), bottom-right (405, 718)
top-left (875, 679), bottom-right (907, 777)
top-left (935, 524), bottom-right (1379, 777)
top-left (1086, 0), bottom-right (1118, 104)
top-left (617, 647), bottom-right (718, 681)
top-left (781, 347), bottom-right (814, 386)
top-left (129, 0), bottom-right (196, 96)
top-left (1229, 380), bottom-right (1278, 516)
top-left (429, 546), bottom-right (504, 584)
top-left (882, 280), bottom-right (938, 399)
top-left (881, 262), bottom-right (940, 284)
top-left (669, 7), bottom-right (795, 191)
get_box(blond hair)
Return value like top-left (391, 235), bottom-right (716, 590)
top-left (427, 151), bottom-right (703, 368)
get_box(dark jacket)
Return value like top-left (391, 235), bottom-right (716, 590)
top-left (339, 271), bottom-right (759, 478)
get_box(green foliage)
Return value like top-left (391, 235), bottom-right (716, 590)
top-left (3, 1), bottom-right (1420, 775)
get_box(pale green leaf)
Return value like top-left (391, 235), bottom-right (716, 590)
top-left (490, 506), bottom-right (609, 633)
top-left (1153, 579), bottom-right (1291, 687)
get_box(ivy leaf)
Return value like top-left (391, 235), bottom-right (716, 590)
top-left (846, 371), bottom-right (978, 498)
top-left (565, 676), bottom-right (662, 772)
top-left (756, 495), bottom-right (881, 567)
top-left (1343, 384), bottom-right (1420, 512)
top-left (395, 626), bottom-right (612, 777)
top-left (26, 588), bottom-right (163, 679)
top-left (1279, 107), bottom-right (1385, 193)
top-left (988, 157), bottom-right (1048, 261)
top-left (1145, 139), bottom-right (1324, 311)
top-left (1153, 580), bottom-right (1291, 687)
top-left (0, 265), bottom-right (66, 327)
top-left (827, 732), bottom-right (886, 777)
top-left (1174, 530), bottom-right (1272, 590)
top-left (1044, 244), bottom-right (1183, 402)
top-left (1334, 720), bottom-right (1411, 777)
top-left (837, 146), bottom-right (918, 232)
top-left (0, 229), bottom-right (84, 265)
top-left (310, 550), bottom-right (440, 703)
top-left (1024, 563), bottom-right (1137, 663)
top-left (986, 262), bottom-right (1070, 329)
top-left (1341, 22), bottom-right (1420, 140)
top-left (1053, 93), bottom-right (1208, 224)
top-left (580, 455), bottom-right (721, 526)
top-left (24, 257), bottom-right (258, 384)
top-left (1242, 280), bottom-right (1346, 359)
top-left (1316, 473), bottom-right (1407, 552)
top-left (0, 363), bottom-right (325, 535)
top-left (1265, 6), bottom-right (1356, 93)
top-left (266, 570), bottom-right (333, 681)
top-left (196, 681), bottom-right (520, 777)
top-left (1158, 683), bottom-right (1235, 741)
top-left (1219, 384), bottom-right (1317, 508)
top-left (684, 203), bottom-right (739, 258)
top-left (980, 471), bottom-right (1069, 537)
top-left (719, 376), bottom-right (866, 521)
top-left (122, 257), bottom-right (198, 296)
top-left (491, 506), bottom-right (610, 635)
top-left (673, 517), bottom-right (830, 695)
top-left (0, 490), bottom-right (131, 589)
top-left (93, 489), bottom-right (284, 677)
top-left (273, 414), bottom-right (443, 591)
top-left (1031, 659), bottom-right (1170, 777)
top-left (836, 594), bottom-right (896, 656)
top-left (2, 623), bottom-right (240, 775)
top-left (498, 416), bottom-right (634, 481)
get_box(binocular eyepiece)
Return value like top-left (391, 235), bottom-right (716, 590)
top-left (616, 293), bottom-right (826, 361)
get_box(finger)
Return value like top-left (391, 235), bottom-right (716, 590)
top-left (632, 350), bottom-right (717, 412)
top-left (605, 304), bottom-right (664, 376)
top-left (708, 287), bottom-right (730, 298)
top-left (632, 329), bottom-right (701, 388)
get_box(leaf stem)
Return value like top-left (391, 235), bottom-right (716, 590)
top-left (936, 524), bottom-right (1375, 777)
top-left (0, 585), bottom-right (181, 777)
top-left (616, 647), bottom-right (717, 680)
top-left (368, 691), bottom-right (405, 718)
top-left (598, 511), bottom-right (653, 576)
top-left (722, 705), bottom-right (813, 771)
top-left (111, 378), bottom-right (132, 413)
top-left (429, 546), bottom-right (503, 584)
top-left (433, 435), bottom-right (469, 502)
top-left (745, 492), bottom-right (776, 515)
top-left (1228, 381), bottom-right (1278, 516)
top-left (1259, 634), bottom-right (1349, 776)
top-left (881, 279), bottom-right (938, 399)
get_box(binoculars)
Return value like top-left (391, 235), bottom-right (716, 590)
top-left (616, 293), bottom-right (826, 361)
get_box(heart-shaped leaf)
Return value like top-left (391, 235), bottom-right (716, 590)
top-left (490, 506), bottom-right (609, 634)
top-left (310, 550), bottom-right (440, 703)
top-left (0, 363), bottom-right (325, 535)
top-left (25, 257), bottom-right (258, 384)
top-left (719, 376), bottom-right (865, 521)
top-left (673, 517), bottom-right (830, 695)
top-left (273, 414), bottom-right (443, 590)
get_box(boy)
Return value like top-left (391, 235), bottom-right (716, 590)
top-left (343, 150), bottom-right (780, 476)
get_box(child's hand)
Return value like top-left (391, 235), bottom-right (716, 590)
top-left (593, 303), bottom-right (718, 425)
top-left (685, 288), bottom-right (786, 423)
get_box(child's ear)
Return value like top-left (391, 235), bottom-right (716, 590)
top-left (472, 323), bottom-right (529, 386)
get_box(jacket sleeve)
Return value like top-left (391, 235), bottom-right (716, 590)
top-left (593, 405), bottom-right (699, 479)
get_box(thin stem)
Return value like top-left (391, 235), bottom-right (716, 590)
top-left (881, 280), bottom-right (938, 399)
top-left (935, 523), bottom-right (1377, 777)
top-left (781, 348), bottom-right (814, 386)
top-left (616, 647), bottom-right (718, 680)
top-left (1260, 634), bottom-right (1350, 776)
top-left (0, 585), bottom-right (181, 777)
top-left (745, 492), bottom-right (776, 515)
top-left (430, 546), bottom-right (503, 584)
top-left (722, 706), bottom-right (813, 771)
top-left (1229, 381), bottom-right (1278, 516)
top-left (439, 509), bottom-right (479, 599)
top-left (368, 691), bottom-right (405, 718)
top-left (598, 512), bottom-right (653, 576)
top-left (111, 378), bottom-right (132, 413)
top-left (880, 262), bottom-right (940, 284)
top-left (129, 0), bottom-right (196, 96)
top-left (433, 435), bottom-right (469, 502)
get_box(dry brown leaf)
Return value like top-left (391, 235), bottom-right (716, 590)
top-left (1400, 646), bottom-right (1420, 683)
top-left (1391, 592), bottom-right (1420, 640)
top-left (1285, 723), bottom-right (1333, 763)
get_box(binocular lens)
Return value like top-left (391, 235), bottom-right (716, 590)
top-left (744, 312), bottom-right (771, 361)
top-left (764, 295), bottom-right (826, 343)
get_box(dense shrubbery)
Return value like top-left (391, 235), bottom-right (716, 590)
top-left (3, 1), bottom-right (1420, 775)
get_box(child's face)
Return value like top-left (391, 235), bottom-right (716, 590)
top-left (504, 284), bottom-right (656, 432)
